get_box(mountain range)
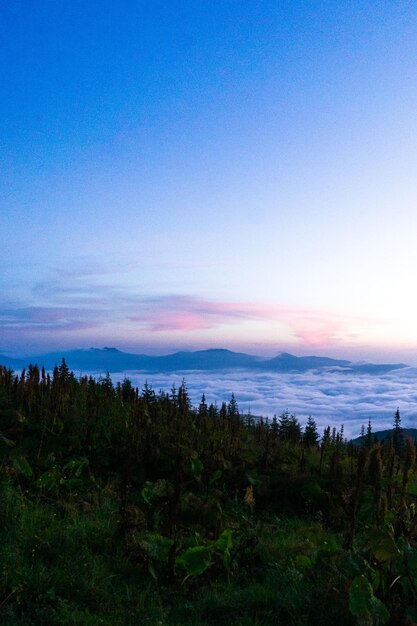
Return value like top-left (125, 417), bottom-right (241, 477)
top-left (0, 347), bottom-right (408, 374)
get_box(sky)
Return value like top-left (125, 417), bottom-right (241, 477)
top-left (2, 1), bottom-right (417, 361)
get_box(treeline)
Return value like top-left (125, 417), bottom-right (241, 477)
top-left (1, 360), bottom-right (417, 625)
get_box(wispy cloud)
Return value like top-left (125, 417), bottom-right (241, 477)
top-left (129, 295), bottom-right (282, 332)
top-left (0, 263), bottom-right (385, 354)
top-left (0, 306), bottom-right (101, 334)
top-left (129, 296), bottom-right (377, 350)
top-left (0, 287), bottom-right (379, 353)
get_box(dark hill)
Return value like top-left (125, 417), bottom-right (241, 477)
top-left (352, 428), bottom-right (417, 445)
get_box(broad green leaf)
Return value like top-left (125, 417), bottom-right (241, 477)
top-left (176, 546), bottom-right (212, 577)
top-left (191, 457), bottom-right (203, 474)
top-left (407, 481), bottom-right (417, 496)
top-left (350, 577), bottom-right (372, 617)
top-left (60, 477), bottom-right (83, 490)
top-left (369, 530), bottom-right (399, 562)
top-left (63, 457), bottom-right (88, 476)
top-left (36, 468), bottom-right (60, 492)
top-left (217, 529), bottom-right (233, 551)
top-left (12, 456), bottom-right (33, 478)
top-left (349, 576), bottom-right (389, 624)
top-left (140, 533), bottom-right (174, 565)
top-left (371, 570), bottom-right (381, 593)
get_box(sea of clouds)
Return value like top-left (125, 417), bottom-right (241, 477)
top-left (84, 366), bottom-right (417, 439)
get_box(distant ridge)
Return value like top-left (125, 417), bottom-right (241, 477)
top-left (0, 354), bottom-right (26, 369)
top-left (352, 428), bottom-right (417, 445)
top-left (0, 347), bottom-right (408, 374)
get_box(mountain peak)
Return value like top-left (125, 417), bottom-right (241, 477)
top-left (0, 347), bottom-right (408, 375)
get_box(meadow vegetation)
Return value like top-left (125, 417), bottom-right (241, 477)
top-left (1, 360), bottom-right (417, 625)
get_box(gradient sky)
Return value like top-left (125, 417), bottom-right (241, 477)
top-left (2, 1), bottom-right (417, 361)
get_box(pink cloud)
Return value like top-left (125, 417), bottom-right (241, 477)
top-left (129, 296), bottom-right (279, 333)
top-left (1, 292), bottom-right (380, 354)
top-left (128, 295), bottom-right (373, 349)
top-left (141, 310), bottom-right (212, 332)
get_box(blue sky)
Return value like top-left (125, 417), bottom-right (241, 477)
top-left (2, 1), bottom-right (417, 360)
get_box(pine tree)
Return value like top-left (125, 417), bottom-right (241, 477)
top-left (142, 381), bottom-right (156, 405)
top-left (227, 393), bottom-right (239, 419)
top-left (365, 419), bottom-right (373, 448)
top-left (336, 424), bottom-right (345, 447)
top-left (58, 357), bottom-right (70, 383)
top-left (198, 393), bottom-right (208, 418)
top-left (219, 401), bottom-right (227, 421)
top-left (271, 414), bottom-right (279, 438)
top-left (208, 402), bottom-right (218, 419)
top-left (121, 377), bottom-right (133, 403)
top-left (288, 414), bottom-right (301, 443)
top-left (303, 416), bottom-right (319, 447)
top-left (178, 380), bottom-right (190, 417)
top-left (278, 410), bottom-right (291, 440)
top-left (278, 410), bottom-right (301, 443)
top-left (322, 426), bottom-right (331, 446)
top-left (393, 407), bottom-right (403, 455)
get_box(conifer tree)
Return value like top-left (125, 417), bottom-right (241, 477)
top-left (198, 393), bottom-right (208, 418)
top-left (227, 393), bottom-right (239, 419)
top-left (208, 402), bottom-right (218, 419)
top-left (219, 401), bottom-right (227, 421)
top-left (303, 416), bottom-right (319, 447)
top-left (278, 410), bottom-right (290, 440)
top-left (58, 357), bottom-right (70, 383)
top-left (270, 414), bottom-right (279, 438)
top-left (365, 419), bottom-right (373, 448)
top-left (178, 380), bottom-right (190, 417)
top-left (322, 426), bottom-right (331, 446)
top-left (393, 407), bottom-right (403, 455)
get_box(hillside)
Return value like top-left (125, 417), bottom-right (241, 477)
top-left (1, 363), bottom-right (417, 624)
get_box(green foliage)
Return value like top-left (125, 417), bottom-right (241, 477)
top-left (191, 456), bottom-right (204, 475)
top-left (176, 545), bottom-right (213, 578)
top-left (368, 529), bottom-right (399, 563)
top-left (1, 364), bottom-right (417, 624)
top-left (349, 576), bottom-right (389, 624)
top-left (217, 529), bottom-right (233, 551)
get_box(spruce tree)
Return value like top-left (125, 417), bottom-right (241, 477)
top-left (304, 416), bottom-right (319, 447)
top-left (227, 393), bottom-right (239, 419)
top-left (393, 407), bottom-right (403, 455)
top-left (365, 418), bottom-right (373, 448)
top-left (198, 393), bottom-right (208, 418)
